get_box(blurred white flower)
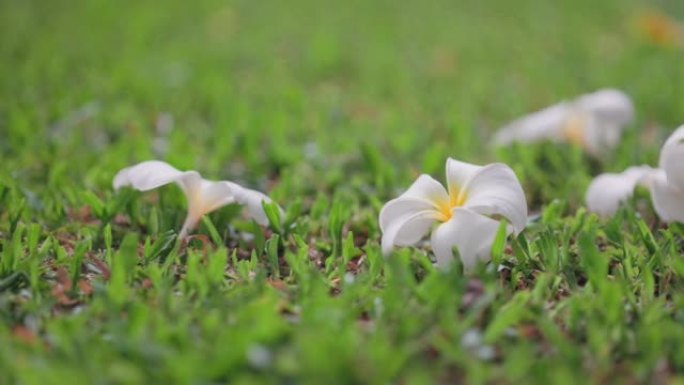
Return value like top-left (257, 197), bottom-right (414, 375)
top-left (113, 160), bottom-right (279, 238)
top-left (585, 166), bottom-right (656, 217)
top-left (494, 89), bottom-right (634, 156)
top-left (586, 125), bottom-right (684, 222)
top-left (379, 158), bottom-right (528, 270)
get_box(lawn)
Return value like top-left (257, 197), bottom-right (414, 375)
top-left (2, 0), bottom-right (684, 383)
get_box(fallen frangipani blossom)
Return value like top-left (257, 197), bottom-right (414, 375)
top-left (586, 125), bottom-right (684, 222)
top-left (113, 160), bottom-right (280, 238)
top-left (493, 89), bottom-right (634, 156)
top-left (379, 158), bottom-right (528, 270)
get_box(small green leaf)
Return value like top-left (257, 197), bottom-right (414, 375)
top-left (263, 201), bottom-right (283, 234)
top-left (201, 216), bottom-right (223, 246)
top-left (265, 234), bottom-right (281, 277)
top-left (490, 220), bottom-right (509, 266)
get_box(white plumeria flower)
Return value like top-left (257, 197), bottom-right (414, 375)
top-left (379, 158), bottom-right (528, 271)
top-left (494, 89), bottom-right (634, 156)
top-left (113, 160), bottom-right (279, 238)
top-left (586, 125), bottom-right (684, 222)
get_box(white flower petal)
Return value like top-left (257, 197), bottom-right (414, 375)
top-left (113, 160), bottom-right (201, 195)
top-left (401, 174), bottom-right (450, 200)
top-left (379, 174), bottom-right (449, 231)
top-left (573, 89), bottom-right (634, 127)
top-left (576, 89), bottom-right (634, 155)
top-left (446, 158), bottom-right (483, 193)
top-left (460, 164), bottom-right (528, 234)
top-left (573, 89), bottom-right (634, 155)
top-left (223, 182), bottom-right (279, 226)
top-left (430, 208), bottom-right (504, 270)
top-left (659, 125), bottom-right (684, 191)
top-left (199, 180), bottom-right (237, 213)
top-left (493, 103), bottom-right (571, 146)
top-left (649, 169), bottom-right (684, 223)
top-left (380, 197), bottom-right (442, 231)
top-left (381, 210), bottom-right (441, 255)
top-left (585, 165), bottom-right (657, 217)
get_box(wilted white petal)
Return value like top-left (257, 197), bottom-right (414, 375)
top-left (493, 103), bottom-right (571, 146)
top-left (460, 164), bottom-right (528, 234)
top-left (659, 125), bottom-right (684, 191)
top-left (573, 89), bottom-right (634, 127)
top-left (430, 208), bottom-right (504, 270)
top-left (113, 160), bottom-right (201, 194)
top-left (379, 174), bottom-right (449, 231)
top-left (381, 210), bottom-right (441, 255)
top-left (649, 170), bottom-right (684, 223)
top-left (585, 166), bottom-right (657, 217)
top-left (224, 182), bottom-right (279, 226)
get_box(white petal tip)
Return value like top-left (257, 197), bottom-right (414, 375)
top-left (112, 168), bottom-right (131, 190)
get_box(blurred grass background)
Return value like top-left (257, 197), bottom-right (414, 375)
top-left (2, 0), bottom-right (684, 383)
top-left (3, 0), bottom-right (683, 187)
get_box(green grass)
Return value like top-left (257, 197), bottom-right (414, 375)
top-left (2, 0), bottom-right (684, 383)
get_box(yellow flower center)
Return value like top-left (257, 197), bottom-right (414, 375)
top-left (562, 113), bottom-right (587, 147)
top-left (437, 186), bottom-right (467, 221)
